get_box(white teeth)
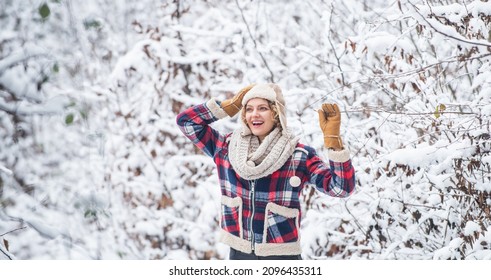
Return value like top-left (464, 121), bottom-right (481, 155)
top-left (252, 121), bottom-right (263, 125)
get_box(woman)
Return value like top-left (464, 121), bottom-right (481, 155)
top-left (176, 83), bottom-right (355, 260)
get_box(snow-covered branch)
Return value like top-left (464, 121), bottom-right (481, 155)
top-left (407, 1), bottom-right (491, 48)
top-left (0, 48), bottom-right (49, 73)
top-left (0, 91), bottom-right (68, 116)
top-left (0, 164), bottom-right (13, 176)
top-left (0, 238), bottom-right (15, 260)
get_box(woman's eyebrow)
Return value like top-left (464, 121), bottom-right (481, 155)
top-left (245, 103), bottom-right (269, 109)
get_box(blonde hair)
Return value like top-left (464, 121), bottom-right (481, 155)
top-left (241, 99), bottom-right (281, 130)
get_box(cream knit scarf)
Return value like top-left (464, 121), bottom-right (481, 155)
top-left (228, 127), bottom-right (299, 180)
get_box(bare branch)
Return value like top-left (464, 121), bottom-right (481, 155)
top-left (0, 227), bottom-right (27, 237)
top-left (0, 245), bottom-right (14, 260)
top-left (324, 3), bottom-right (346, 86)
top-left (375, 52), bottom-right (491, 80)
top-left (234, 0), bottom-right (276, 83)
top-left (343, 108), bottom-right (478, 116)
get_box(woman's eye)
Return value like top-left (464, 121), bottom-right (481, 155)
top-left (245, 106), bottom-right (268, 112)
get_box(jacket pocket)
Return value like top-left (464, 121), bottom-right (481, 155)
top-left (263, 202), bottom-right (299, 243)
top-left (220, 196), bottom-right (243, 238)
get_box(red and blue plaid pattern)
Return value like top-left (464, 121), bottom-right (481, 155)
top-left (266, 211), bottom-right (298, 243)
top-left (221, 204), bottom-right (241, 236)
top-left (177, 102), bottom-right (355, 248)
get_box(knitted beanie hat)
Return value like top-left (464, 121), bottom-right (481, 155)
top-left (241, 83), bottom-right (288, 133)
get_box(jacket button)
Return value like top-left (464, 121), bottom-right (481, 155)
top-left (289, 176), bottom-right (301, 187)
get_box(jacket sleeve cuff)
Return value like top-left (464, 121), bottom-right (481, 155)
top-left (326, 148), bottom-right (351, 163)
top-left (206, 98), bottom-right (228, 119)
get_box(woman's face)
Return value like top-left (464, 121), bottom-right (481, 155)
top-left (245, 98), bottom-right (276, 142)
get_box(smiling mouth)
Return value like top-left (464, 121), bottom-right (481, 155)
top-left (251, 121), bottom-right (264, 127)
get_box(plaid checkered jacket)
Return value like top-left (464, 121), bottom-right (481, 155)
top-left (176, 99), bottom-right (355, 256)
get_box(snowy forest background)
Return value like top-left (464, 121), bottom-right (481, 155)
top-left (1, 0), bottom-right (490, 260)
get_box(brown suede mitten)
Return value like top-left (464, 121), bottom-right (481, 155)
top-left (318, 103), bottom-right (344, 150)
top-left (221, 83), bottom-right (256, 117)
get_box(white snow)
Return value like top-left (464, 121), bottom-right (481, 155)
top-left (464, 221), bottom-right (481, 236)
top-left (0, 164), bottom-right (13, 176)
